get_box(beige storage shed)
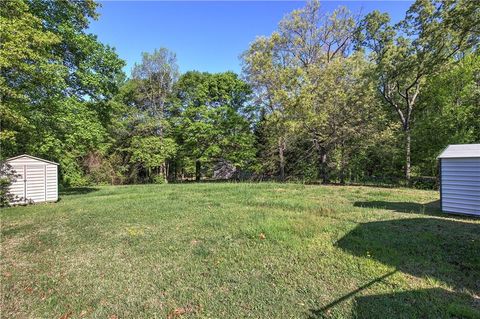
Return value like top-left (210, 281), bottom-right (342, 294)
top-left (6, 154), bottom-right (58, 204)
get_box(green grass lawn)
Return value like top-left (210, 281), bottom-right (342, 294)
top-left (1, 183), bottom-right (479, 318)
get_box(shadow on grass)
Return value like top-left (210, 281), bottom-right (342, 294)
top-left (337, 218), bottom-right (479, 292)
top-left (309, 286), bottom-right (478, 319)
top-left (309, 218), bottom-right (480, 318)
top-left (308, 270), bottom-right (397, 318)
top-left (59, 187), bottom-right (100, 196)
top-left (352, 288), bottom-right (479, 319)
top-left (353, 200), bottom-right (444, 216)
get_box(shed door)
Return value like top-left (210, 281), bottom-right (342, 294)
top-left (25, 165), bottom-right (46, 203)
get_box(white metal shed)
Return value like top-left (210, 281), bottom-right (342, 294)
top-left (5, 154), bottom-right (58, 204)
top-left (437, 144), bottom-right (480, 216)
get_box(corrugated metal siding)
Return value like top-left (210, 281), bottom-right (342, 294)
top-left (441, 158), bottom-right (480, 216)
top-left (46, 165), bottom-right (58, 201)
top-left (7, 156), bottom-right (58, 204)
top-left (9, 164), bottom-right (26, 202)
top-left (26, 165), bottom-right (46, 203)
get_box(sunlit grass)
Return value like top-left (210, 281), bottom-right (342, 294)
top-left (1, 183), bottom-right (479, 318)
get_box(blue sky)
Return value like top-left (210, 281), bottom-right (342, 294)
top-left (88, 1), bottom-right (413, 76)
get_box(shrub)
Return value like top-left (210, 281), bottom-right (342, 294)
top-left (410, 176), bottom-right (438, 190)
top-left (153, 174), bottom-right (167, 184)
top-left (0, 162), bottom-right (20, 207)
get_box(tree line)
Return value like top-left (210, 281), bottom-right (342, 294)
top-left (1, 0), bottom-right (479, 188)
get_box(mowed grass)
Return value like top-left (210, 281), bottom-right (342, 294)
top-left (1, 183), bottom-right (479, 318)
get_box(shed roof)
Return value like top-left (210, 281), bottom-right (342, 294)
top-left (6, 154), bottom-right (59, 165)
top-left (437, 144), bottom-right (480, 159)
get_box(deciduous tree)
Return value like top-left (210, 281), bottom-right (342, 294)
top-left (0, 0), bottom-right (125, 186)
top-left (358, 0), bottom-right (479, 181)
top-left (131, 48), bottom-right (179, 181)
top-left (173, 71), bottom-right (255, 180)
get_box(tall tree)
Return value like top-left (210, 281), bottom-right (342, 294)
top-left (413, 53), bottom-right (480, 175)
top-left (131, 48), bottom-right (179, 181)
top-left (242, 34), bottom-right (300, 180)
top-left (0, 0), bottom-right (63, 157)
top-left (173, 71), bottom-right (255, 181)
top-left (298, 53), bottom-right (380, 183)
top-left (132, 48), bottom-right (179, 134)
top-left (0, 0), bottom-right (125, 185)
top-left (358, 0), bottom-right (479, 181)
top-left (243, 1), bottom-right (380, 183)
top-left (275, 1), bottom-right (362, 183)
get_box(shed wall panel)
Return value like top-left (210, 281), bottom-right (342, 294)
top-left (441, 158), bottom-right (480, 216)
top-left (443, 205), bottom-right (479, 215)
top-left (46, 165), bottom-right (58, 201)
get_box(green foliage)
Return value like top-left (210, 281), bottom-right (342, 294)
top-left (241, 0), bottom-right (479, 184)
top-left (0, 162), bottom-right (19, 207)
top-left (357, 0), bottom-right (479, 180)
top-left (2, 0), bottom-right (478, 187)
top-left (130, 136), bottom-right (177, 176)
top-left (0, 0), bottom-right (125, 186)
top-left (131, 48), bottom-right (178, 127)
top-left (243, 1), bottom-right (390, 183)
top-left (172, 71), bottom-right (256, 179)
top-left (0, 0), bottom-right (64, 157)
top-left (413, 53), bottom-right (480, 175)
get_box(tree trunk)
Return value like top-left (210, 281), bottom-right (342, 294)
top-left (313, 138), bottom-right (329, 184)
top-left (195, 159), bottom-right (201, 181)
top-left (278, 136), bottom-right (286, 181)
top-left (405, 127), bottom-right (411, 183)
top-left (339, 146), bottom-right (346, 185)
top-left (320, 151), bottom-right (329, 184)
top-left (165, 162), bottom-right (169, 183)
top-left (158, 163), bottom-right (167, 183)
top-left (173, 160), bottom-right (177, 182)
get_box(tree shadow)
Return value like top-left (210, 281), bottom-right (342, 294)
top-left (353, 288), bottom-right (479, 319)
top-left (308, 218), bottom-right (480, 318)
top-left (307, 270), bottom-right (397, 319)
top-left (336, 218), bottom-right (480, 293)
top-left (353, 200), bottom-right (446, 216)
top-left (309, 286), bottom-right (479, 319)
top-left (59, 187), bottom-right (100, 196)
